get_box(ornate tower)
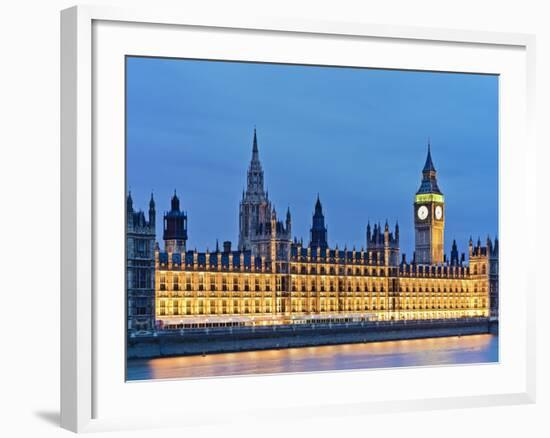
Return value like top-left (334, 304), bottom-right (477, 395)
top-left (366, 220), bottom-right (400, 266)
top-left (310, 195), bottom-right (328, 251)
top-left (238, 128), bottom-right (272, 251)
top-left (414, 143), bottom-right (445, 265)
top-left (251, 207), bottom-right (291, 269)
top-left (163, 191), bottom-right (188, 253)
top-left (126, 192), bottom-right (156, 332)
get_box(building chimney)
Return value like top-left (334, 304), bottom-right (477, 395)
top-left (223, 241), bottom-right (232, 253)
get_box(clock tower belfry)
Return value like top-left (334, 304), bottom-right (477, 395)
top-left (414, 143), bottom-right (445, 265)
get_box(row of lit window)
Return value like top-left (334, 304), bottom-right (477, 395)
top-left (159, 275), bottom-right (276, 292)
top-left (156, 285), bottom-right (486, 295)
top-left (290, 263), bottom-right (476, 277)
top-left (157, 274), bottom-right (486, 293)
top-left (156, 297), bottom-right (488, 315)
top-left (290, 265), bottom-right (386, 276)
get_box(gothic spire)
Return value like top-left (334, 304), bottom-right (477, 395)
top-left (315, 193), bottom-right (322, 213)
top-left (423, 140), bottom-right (436, 173)
top-left (245, 127), bottom-right (265, 196)
top-left (249, 127), bottom-right (261, 169)
top-left (286, 206), bottom-right (292, 233)
top-left (310, 194), bottom-right (328, 250)
top-left (417, 140), bottom-right (442, 195)
top-left (171, 190), bottom-right (180, 212)
top-left (252, 127), bottom-right (259, 158)
top-left (148, 192), bottom-right (156, 226)
top-left (127, 191), bottom-right (133, 212)
top-left (450, 239), bottom-right (459, 266)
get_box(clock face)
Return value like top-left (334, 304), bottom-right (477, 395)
top-left (435, 205), bottom-right (443, 220)
top-left (417, 205), bottom-right (429, 220)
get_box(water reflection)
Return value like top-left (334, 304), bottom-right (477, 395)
top-left (127, 334), bottom-right (498, 381)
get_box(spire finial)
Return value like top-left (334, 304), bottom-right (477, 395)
top-left (423, 140), bottom-right (436, 173)
top-left (314, 194), bottom-right (322, 213)
top-left (252, 127), bottom-right (258, 155)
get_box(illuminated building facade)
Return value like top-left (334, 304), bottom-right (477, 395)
top-left (148, 130), bottom-right (498, 329)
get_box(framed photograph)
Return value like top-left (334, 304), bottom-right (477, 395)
top-left (61, 5), bottom-right (536, 433)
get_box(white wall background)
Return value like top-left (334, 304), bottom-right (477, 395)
top-left (0, 1), bottom-right (547, 437)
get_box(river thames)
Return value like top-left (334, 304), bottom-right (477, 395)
top-left (127, 333), bottom-right (498, 381)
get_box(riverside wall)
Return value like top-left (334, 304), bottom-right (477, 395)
top-left (127, 318), bottom-right (495, 359)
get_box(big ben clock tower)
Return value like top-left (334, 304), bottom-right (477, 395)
top-left (414, 143), bottom-right (445, 265)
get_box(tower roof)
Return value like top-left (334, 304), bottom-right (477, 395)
top-left (250, 127), bottom-right (261, 168)
top-left (127, 191), bottom-right (133, 212)
top-left (310, 194), bottom-right (328, 250)
top-left (252, 127), bottom-right (258, 157)
top-left (244, 127), bottom-right (266, 198)
top-left (416, 142), bottom-right (442, 195)
top-left (170, 190), bottom-right (180, 213)
top-left (315, 194), bottom-right (322, 213)
top-left (423, 142), bottom-right (436, 173)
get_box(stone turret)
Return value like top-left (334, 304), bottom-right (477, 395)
top-left (366, 220), bottom-right (400, 266)
top-left (163, 190), bottom-right (188, 253)
top-left (126, 192), bottom-right (156, 333)
top-left (310, 194), bottom-right (328, 251)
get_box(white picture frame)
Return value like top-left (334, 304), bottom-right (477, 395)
top-left (60, 4), bottom-right (537, 433)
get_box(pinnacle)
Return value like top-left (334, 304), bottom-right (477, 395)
top-left (423, 141), bottom-right (436, 173)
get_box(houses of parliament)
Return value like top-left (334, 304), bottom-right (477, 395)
top-left (126, 130), bottom-right (498, 332)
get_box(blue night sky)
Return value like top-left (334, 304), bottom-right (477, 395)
top-left (126, 56), bottom-right (498, 259)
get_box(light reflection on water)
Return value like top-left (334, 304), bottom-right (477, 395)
top-left (127, 334), bottom-right (498, 381)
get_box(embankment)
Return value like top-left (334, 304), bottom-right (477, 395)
top-left (128, 318), bottom-right (495, 359)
